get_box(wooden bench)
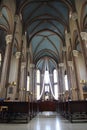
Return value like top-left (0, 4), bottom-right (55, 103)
top-left (68, 101), bottom-right (87, 122)
top-left (0, 102), bottom-right (30, 123)
top-left (38, 101), bottom-right (57, 112)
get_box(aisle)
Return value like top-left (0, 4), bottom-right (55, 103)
top-left (0, 112), bottom-right (87, 130)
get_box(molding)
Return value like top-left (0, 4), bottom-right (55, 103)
top-left (72, 12), bottom-right (78, 21)
top-left (59, 63), bottom-right (64, 67)
top-left (15, 51), bottom-right (21, 59)
top-left (80, 32), bottom-right (87, 41)
top-left (72, 50), bottom-right (79, 57)
top-left (30, 63), bottom-right (35, 68)
top-left (5, 34), bottom-right (12, 44)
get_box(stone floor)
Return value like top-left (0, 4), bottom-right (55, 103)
top-left (0, 112), bottom-right (87, 130)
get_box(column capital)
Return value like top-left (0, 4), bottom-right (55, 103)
top-left (15, 51), bottom-right (21, 59)
top-left (14, 15), bottom-right (20, 23)
top-left (80, 32), bottom-right (87, 41)
top-left (5, 34), bottom-right (12, 45)
top-left (30, 63), bottom-right (35, 68)
top-left (68, 61), bottom-right (73, 67)
top-left (59, 63), bottom-right (64, 67)
top-left (62, 46), bottom-right (66, 52)
top-left (66, 32), bottom-right (71, 39)
top-left (72, 50), bottom-right (79, 57)
top-left (72, 12), bottom-right (78, 21)
top-left (21, 62), bottom-right (26, 68)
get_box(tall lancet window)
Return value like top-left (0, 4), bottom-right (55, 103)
top-left (27, 75), bottom-right (30, 91)
top-left (53, 69), bottom-right (58, 99)
top-left (36, 69), bottom-right (40, 100)
top-left (64, 74), bottom-right (69, 90)
top-left (44, 70), bottom-right (50, 100)
top-left (44, 70), bottom-right (50, 84)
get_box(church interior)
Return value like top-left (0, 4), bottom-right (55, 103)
top-left (0, 0), bottom-right (87, 129)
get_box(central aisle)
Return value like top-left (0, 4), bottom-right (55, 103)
top-left (0, 112), bottom-right (87, 130)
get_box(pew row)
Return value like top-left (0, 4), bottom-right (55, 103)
top-left (38, 101), bottom-right (57, 112)
top-left (58, 101), bottom-right (87, 123)
top-left (0, 101), bottom-right (38, 123)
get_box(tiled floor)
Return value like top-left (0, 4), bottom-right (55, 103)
top-left (0, 112), bottom-right (87, 130)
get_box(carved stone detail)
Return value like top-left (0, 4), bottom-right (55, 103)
top-left (30, 64), bottom-right (35, 68)
top-left (21, 62), bottom-right (26, 68)
top-left (68, 61), bottom-right (73, 67)
top-left (15, 52), bottom-right (21, 59)
top-left (72, 12), bottom-right (78, 21)
top-left (66, 33), bottom-right (71, 39)
top-left (80, 32), bottom-right (87, 41)
top-left (14, 15), bottom-right (19, 23)
top-left (73, 50), bottom-right (79, 57)
top-left (5, 35), bottom-right (12, 45)
top-left (62, 46), bottom-right (66, 52)
top-left (59, 63), bottom-right (64, 67)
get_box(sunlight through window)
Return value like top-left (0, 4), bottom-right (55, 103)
top-left (27, 76), bottom-right (29, 91)
top-left (64, 75), bottom-right (69, 90)
top-left (37, 70), bottom-right (40, 83)
top-left (37, 85), bottom-right (40, 100)
top-left (53, 69), bottom-right (58, 99)
top-left (36, 69), bottom-right (40, 100)
top-left (44, 70), bottom-right (50, 83)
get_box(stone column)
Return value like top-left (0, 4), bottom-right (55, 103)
top-left (0, 34), bottom-right (12, 98)
top-left (19, 62), bottom-right (26, 101)
top-left (57, 68), bottom-right (60, 98)
top-left (80, 32), bottom-right (87, 58)
top-left (58, 63), bottom-right (65, 101)
top-left (72, 50), bottom-right (80, 100)
top-left (50, 73), bottom-right (54, 100)
top-left (34, 68), bottom-right (37, 101)
top-left (29, 63), bottom-right (35, 101)
top-left (72, 12), bottom-right (87, 73)
top-left (67, 61), bottom-right (73, 99)
top-left (33, 66), bottom-right (36, 101)
top-left (62, 47), bottom-right (70, 91)
top-left (15, 51), bottom-right (21, 99)
top-left (41, 73), bottom-right (44, 100)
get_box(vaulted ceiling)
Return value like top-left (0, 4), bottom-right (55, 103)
top-left (0, 0), bottom-right (86, 72)
top-left (17, 0), bottom-right (75, 71)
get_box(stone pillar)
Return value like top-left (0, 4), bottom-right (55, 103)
top-left (29, 63), bottom-right (35, 101)
top-left (58, 63), bottom-right (65, 101)
top-left (41, 73), bottom-right (44, 100)
top-left (80, 32), bottom-right (87, 58)
top-left (67, 61), bottom-right (73, 99)
top-left (33, 66), bottom-right (36, 101)
top-left (57, 68), bottom-right (60, 99)
top-left (49, 73), bottom-right (53, 100)
top-left (62, 46), bottom-right (70, 92)
top-left (72, 50), bottom-right (80, 100)
top-left (72, 12), bottom-right (87, 73)
top-left (0, 34), bottom-right (12, 98)
top-left (15, 51), bottom-right (21, 99)
top-left (34, 68), bottom-right (37, 101)
top-left (19, 62), bottom-right (26, 101)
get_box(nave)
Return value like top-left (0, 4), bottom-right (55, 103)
top-left (0, 112), bottom-right (87, 130)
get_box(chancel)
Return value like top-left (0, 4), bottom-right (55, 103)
top-left (0, 0), bottom-right (87, 130)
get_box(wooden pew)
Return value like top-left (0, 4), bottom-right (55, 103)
top-left (38, 101), bottom-right (57, 112)
top-left (0, 101), bottom-right (30, 123)
top-left (68, 101), bottom-right (87, 122)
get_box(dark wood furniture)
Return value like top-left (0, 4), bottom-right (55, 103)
top-left (0, 102), bottom-right (31, 123)
top-left (38, 101), bottom-right (57, 112)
